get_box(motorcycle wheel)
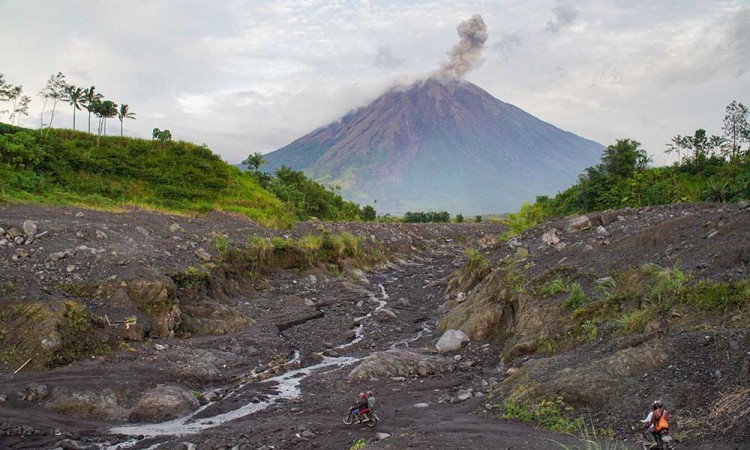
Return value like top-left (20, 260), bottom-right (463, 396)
top-left (366, 413), bottom-right (379, 428)
top-left (343, 414), bottom-right (355, 425)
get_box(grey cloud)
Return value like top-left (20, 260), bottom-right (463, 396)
top-left (438, 14), bottom-right (489, 80)
top-left (546, 3), bottom-right (578, 34)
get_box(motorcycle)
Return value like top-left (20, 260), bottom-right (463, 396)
top-left (642, 430), bottom-right (674, 450)
top-left (343, 408), bottom-right (379, 428)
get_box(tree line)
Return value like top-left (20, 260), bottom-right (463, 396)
top-left (0, 72), bottom-right (137, 139)
top-left (504, 99), bottom-right (750, 236)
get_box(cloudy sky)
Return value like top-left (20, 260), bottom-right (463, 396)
top-left (1, 0), bottom-right (748, 165)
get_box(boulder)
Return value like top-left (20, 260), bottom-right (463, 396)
top-left (565, 215), bottom-right (592, 233)
top-left (129, 385), bottom-right (199, 422)
top-left (436, 329), bottom-right (470, 353)
top-left (542, 229), bottom-right (560, 246)
top-left (195, 248), bottom-right (212, 262)
top-left (22, 220), bottom-right (37, 237)
top-left (348, 350), bottom-right (455, 381)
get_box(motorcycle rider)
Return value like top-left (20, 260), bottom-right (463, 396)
top-left (350, 392), bottom-right (370, 423)
top-left (366, 390), bottom-right (376, 413)
top-left (641, 400), bottom-right (670, 449)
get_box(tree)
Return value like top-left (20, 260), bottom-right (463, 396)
top-left (152, 128), bottom-right (172, 143)
top-left (362, 205), bottom-right (376, 221)
top-left (722, 101), bottom-right (750, 161)
top-left (0, 74), bottom-right (11, 117)
top-left (242, 152), bottom-right (266, 171)
top-left (601, 138), bottom-right (650, 179)
top-left (83, 86), bottom-right (103, 133)
top-left (8, 88), bottom-right (31, 126)
top-left (117, 104), bottom-right (136, 137)
top-left (65, 85), bottom-right (85, 130)
top-left (667, 129), bottom-right (726, 166)
top-left (474, 215), bottom-right (482, 223)
top-left (455, 213), bottom-right (464, 223)
top-left (37, 72), bottom-right (68, 129)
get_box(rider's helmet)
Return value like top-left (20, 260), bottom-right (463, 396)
top-left (652, 400), bottom-right (663, 409)
top-left (366, 390), bottom-right (374, 397)
top-left (358, 392), bottom-right (366, 399)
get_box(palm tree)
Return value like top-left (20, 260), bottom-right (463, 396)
top-left (117, 104), bottom-right (136, 137)
top-left (83, 86), bottom-right (103, 133)
top-left (242, 152), bottom-right (266, 171)
top-left (66, 85), bottom-right (84, 130)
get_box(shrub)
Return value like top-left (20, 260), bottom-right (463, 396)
top-left (540, 276), bottom-right (569, 297)
top-left (565, 283), bottom-right (587, 310)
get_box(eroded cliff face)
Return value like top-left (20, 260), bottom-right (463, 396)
top-left (439, 202), bottom-right (750, 440)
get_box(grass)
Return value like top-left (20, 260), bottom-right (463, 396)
top-left (552, 420), bottom-right (629, 450)
top-left (0, 124), bottom-right (364, 227)
top-left (464, 248), bottom-right (490, 280)
top-left (502, 397), bottom-right (584, 434)
top-left (540, 276), bottom-right (570, 297)
top-left (565, 283), bottom-right (588, 310)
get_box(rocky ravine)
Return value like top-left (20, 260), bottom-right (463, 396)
top-left (0, 203), bottom-right (747, 450)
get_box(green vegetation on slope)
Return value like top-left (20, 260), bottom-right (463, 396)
top-left (501, 101), bottom-right (750, 234)
top-left (0, 123), bottom-right (376, 226)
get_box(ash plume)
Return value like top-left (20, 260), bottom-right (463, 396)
top-left (437, 14), bottom-right (488, 80)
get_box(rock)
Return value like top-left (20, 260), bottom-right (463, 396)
top-left (56, 439), bottom-right (80, 450)
top-left (565, 215), bottom-right (592, 233)
top-left (95, 230), bottom-right (108, 239)
top-left (436, 329), bottom-right (470, 353)
top-left (542, 228), bottom-right (560, 245)
top-left (455, 292), bottom-right (467, 303)
top-left (49, 251), bottom-right (71, 261)
top-left (13, 248), bottom-right (29, 260)
top-left (453, 355), bottom-right (462, 361)
top-left (22, 220), bottom-right (37, 237)
top-left (729, 340), bottom-right (740, 351)
top-left (705, 229), bottom-right (719, 239)
top-left (414, 402), bottom-right (430, 408)
top-left (66, 264), bottom-right (76, 273)
top-left (0, 394), bottom-right (7, 403)
top-left (6, 227), bottom-right (21, 238)
top-left (377, 308), bottom-right (398, 321)
top-left (456, 389), bottom-right (472, 402)
top-left (505, 367), bottom-right (519, 377)
top-left (596, 225), bottom-right (608, 236)
top-left (75, 212), bottom-right (84, 218)
top-left (129, 385), bottom-right (200, 422)
top-left (304, 298), bottom-right (316, 307)
top-left (175, 443), bottom-right (197, 450)
top-left (15, 236), bottom-right (25, 245)
top-left (169, 223), bottom-right (185, 233)
top-left (507, 237), bottom-right (523, 249)
top-left (195, 248), bottom-right (212, 262)
top-left (155, 344), bottom-right (167, 351)
top-left (301, 430), bottom-right (316, 438)
top-left (375, 432), bottom-right (392, 440)
top-left (307, 274), bottom-right (317, 284)
top-left (348, 350), bottom-right (456, 381)
top-left (135, 225), bottom-right (150, 237)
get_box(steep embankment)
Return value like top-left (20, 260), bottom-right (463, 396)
top-left (440, 202), bottom-right (750, 445)
top-left (0, 124), bottom-right (290, 227)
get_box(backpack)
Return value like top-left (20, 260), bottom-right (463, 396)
top-left (654, 408), bottom-right (670, 432)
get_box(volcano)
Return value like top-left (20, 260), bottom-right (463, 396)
top-left (262, 78), bottom-right (603, 214)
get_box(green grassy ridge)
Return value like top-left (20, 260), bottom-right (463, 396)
top-left (502, 146), bottom-right (750, 236)
top-left (0, 123), bottom-right (294, 227)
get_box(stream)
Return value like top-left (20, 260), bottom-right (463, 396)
top-left (103, 282), bottom-right (394, 446)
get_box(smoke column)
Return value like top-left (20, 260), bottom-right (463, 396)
top-left (438, 14), bottom-right (488, 80)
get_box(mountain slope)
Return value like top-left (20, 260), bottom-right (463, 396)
top-left (264, 78), bottom-right (604, 214)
